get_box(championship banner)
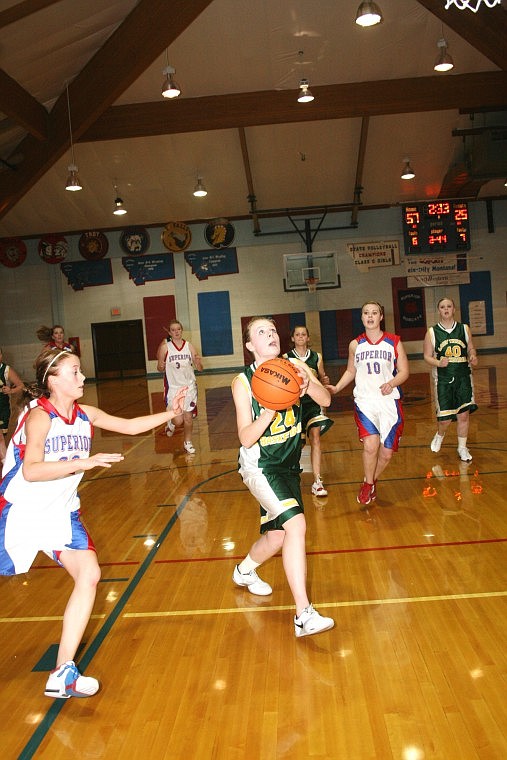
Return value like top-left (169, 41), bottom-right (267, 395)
top-left (346, 240), bottom-right (400, 271)
top-left (405, 253), bottom-right (469, 287)
top-left (60, 259), bottom-right (113, 291)
top-left (122, 253), bottom-right (174, 285)
top-left (184, 248), bottom-right (238, 280)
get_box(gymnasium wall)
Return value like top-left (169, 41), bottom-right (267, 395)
top-left (0, 200), bottom-right (506, 380)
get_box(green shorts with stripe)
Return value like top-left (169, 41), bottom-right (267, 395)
top-left (434, 372), bottom-right (478, 421)
top-left (240, 467), bottom-right (304, 533)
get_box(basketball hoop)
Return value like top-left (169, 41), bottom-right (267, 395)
top-left (302, 264), bottom-right (321, 293)
top-left (305, 277), bottom-right (319, 293)
top-left (445, 0), bottom-right (501, 11)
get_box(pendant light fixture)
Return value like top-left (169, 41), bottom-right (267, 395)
top-left (193, 176), bottom-right (207, 197)
top-left (161, 49), bottom-right (181, 98)
top-left (297, 79), bottom-right (314, 103)
top-left (113, 185), bottom-right (127, 215)
top-left (434, 37), bottom-right (454, 72)
top-left (401, 159), bottom-right (415, 180)
top-left (65, 82), bottom-right (82, 191)
top-left (355, 2), bottom-right (383, 27)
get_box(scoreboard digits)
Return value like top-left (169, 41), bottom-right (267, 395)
top-left (402, 201), bottom-right (471, 254)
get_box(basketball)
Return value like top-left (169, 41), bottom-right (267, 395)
top-left (251, 358), bottom-right (302, 410)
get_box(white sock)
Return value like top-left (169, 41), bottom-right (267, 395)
top-left (457, 437), bottom-right (468, 449)
top-left (238, 554), bottom-right (260, 574)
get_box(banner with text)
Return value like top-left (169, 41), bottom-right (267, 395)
top-left (405, 253), bottom-right (469, 287)
top-left (184, 248), bottom-right (238, 280)
top-left (346, 240), bottom-right (400, 271)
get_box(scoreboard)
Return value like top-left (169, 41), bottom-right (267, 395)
top-left (402, 201), bottom-right (471, 254)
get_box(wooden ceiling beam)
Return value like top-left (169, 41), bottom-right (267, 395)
top-left (416, 0), bottom-right (507, 69)
top-left (0, 0), bottom-right (214, 218)
top-left (81, 71), bottom-right (507, 142)
top-left (0, 0), bottom-right (62, 29)
top-left (0, 69), bottom-right (48, 140)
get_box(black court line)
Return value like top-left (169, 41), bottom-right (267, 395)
top-left (17, 467), bottom-right (236, 760)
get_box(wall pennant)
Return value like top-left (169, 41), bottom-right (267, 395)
top-left (122, 252), bottom-right (175, 285)
top-left (60, 259), bottom-right (113, 291)
top-left (0, 237), bottom-right (26, 267)
top-left (119, 227), bottom-right (150, 255)
top-left (204, 219), bottom-right (235, 249)
top-left (162, 221), bottom-right (191, 252)
top-left (38, 234), bottom-right (68, 264)
top-left (79, 230), bottom-right (109, 260)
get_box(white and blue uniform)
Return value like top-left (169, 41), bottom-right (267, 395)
top-left (353, 332), bottom-right (404, 451)
top-left (162, 338), bottom-right (198, 414)
top-left (0, 397), bottom-right (94, 575)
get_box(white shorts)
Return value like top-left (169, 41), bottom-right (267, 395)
top-left (166, 383), bottom-right (198, 414)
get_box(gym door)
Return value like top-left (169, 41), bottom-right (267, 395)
top-left (91, 319), bottom-right (146, 379)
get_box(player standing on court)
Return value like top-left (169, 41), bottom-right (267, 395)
top-left (156, 319), bottom-right (203, 455)
top-left (284, 325), bottom-right (333, 497)
top-left (423, 296), bottom-right (478, 462)
top-left (0, 348), bottom-right (186, 698)
top-left (327, 301), bottom-right (409, 506)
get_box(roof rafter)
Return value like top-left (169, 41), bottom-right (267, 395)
top-left (0, 69), bottom-right (48, 140)
top-left (0, 0), bottom-right (62, 29)
top-left (416, 0), bottom-right (507, 69)
top-left (0, 0), bottom-right (215, 219)
top-left (81, 71), bottom-right (507, 142)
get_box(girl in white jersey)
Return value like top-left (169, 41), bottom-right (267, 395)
top-left (0, 348), bottom-right (186, 699)
top-left (156, 319), bottom-right (203, 455)
top-left (327, 302), bottom-right (409, 506)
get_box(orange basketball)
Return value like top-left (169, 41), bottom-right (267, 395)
top-left (251, 358), bottom-right (302, 410)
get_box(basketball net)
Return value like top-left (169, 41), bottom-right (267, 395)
top-left (445, 0), bottom-right (501, 11)
top-left (305, 277), bottom-right (318, 293)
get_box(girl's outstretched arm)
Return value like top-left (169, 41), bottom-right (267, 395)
top-left (82, 387), bottom-right (187, 435)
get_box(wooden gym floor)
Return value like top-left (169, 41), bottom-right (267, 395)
top-left (1, 357), bottom-right (506, 760)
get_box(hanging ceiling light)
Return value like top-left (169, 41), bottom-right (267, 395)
top-left (355, 2), bottom-right (383, 27)
top-left (113, 186), bottom-right (127, 215)
top-left (193, 176), bottom-right (207, 197)
top-left (161, 50), bottom-right (181, 99)
top-left (64, 83), bottom-right (82, 191)
top-left (401, 159), bottom-right (415, 180)
top-left (434, 38), bottom-right (454, 72)
top-left (297, 79), bottom-right (314, 103)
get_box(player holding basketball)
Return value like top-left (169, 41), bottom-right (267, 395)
top-left (156, 319), bottom-right (203, 455)
top-left (284, 325), bottom-right (333, 497)
top-left (327, 301), bottom-right (409, 506)
top-left (231, 316), bottom-right (334, 637)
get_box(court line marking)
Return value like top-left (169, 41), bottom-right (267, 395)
top-left (122, 589), bottom-right (507, 618)
top-left (16, 467), bottom-right (236, 760)
top-left (6, 590), bottom-right (506, 626)
top-left (13, 447), bottom-right (506, 757)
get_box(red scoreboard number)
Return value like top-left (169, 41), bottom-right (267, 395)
top-left (402, 201), bottom-right (471, 254)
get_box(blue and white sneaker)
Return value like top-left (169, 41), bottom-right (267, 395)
top-left (44, 660), bottom-right (99, 699)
